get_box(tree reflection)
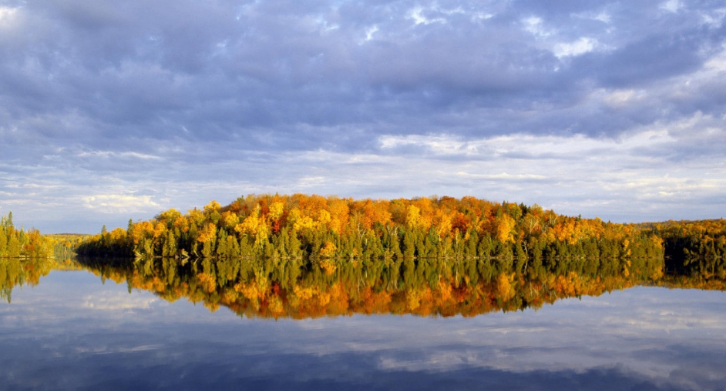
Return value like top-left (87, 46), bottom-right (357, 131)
top-left (0, 258), bottom-right (79, 303)
top-left (4, 253), bottom-right (723, 316)
top-left (66, 254), bottom-right (676, 319)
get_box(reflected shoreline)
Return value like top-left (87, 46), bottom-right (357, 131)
top-left (4, 255), bottom-right (723, 319)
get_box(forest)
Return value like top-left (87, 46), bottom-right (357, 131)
top-left (75, 194), bottom-right (666, 263)
top-left (2, 194), bottom-right (725, 281)
top-left (640, 219), bottom-right (726, 277)
top-left (2, 196), bottom-right (725, 316)
top-left (64, 194), bottom-right (724, 278)
top-left (0, 212), bottom-right (55, 259)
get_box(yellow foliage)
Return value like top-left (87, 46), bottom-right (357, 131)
top-left (554, 272), bottom-right (582, 296)
top-left (406, 205), bottom-right (422, 230)
top-left (153, 222), bottom-right (166, 239)
top-left (173, 216), bottom-right (189, 232)
top-left (268, 296), bottom-right (284, 314)
top-left (222, 289), bottom-right (239, 302)
top-left (435, 209), bottom-right (453, 238)
top-left (196, 273), bottom-right (216, 293)
top-left (317, 209), bottom-right (332, 226)
top-left (110, 228), bottom-right (126, 242)
top-left (220, 211), bottom-right (239, 230)
top-left (187, 208), bottom-right (205, 226)
top-left (131, 221), bottom-right (154, 244)
top-left (496, 272), bottom-right (515, 301)
top-left (292, 213), bottom-right (316, 232)
top-left (203, 301), bottom-right (220, 312)
top-left (328, 198), bottom-right (350, 233)
top-left (204, 200), bottom-right (221, 215)
top-left (157, 209), bottom-right (182, 223)
top-left (438, 279), bottom-right (452, 302)
top-left (197, 223), bottom-right (217, 243)
top-left (320, 259), bottom-right (337, 275)
top-left (317, 291), bottom-right (331, 307)
top-left (268, 201), bottom-right (285, 221)
top-left (319, 241), bottom-right (337, 257)
top-left (293, 285), bottom-right (316, 300)
top-left (495, 214), bottom-right (516, 244)
top-left (254, 224), bottom-right (269, 247)
top-left (406, 289), bottom-right (421, 311)
top-left (236, 215), bottom-right (263, 236)
top-left (234, 282), bottom-right (262, 300)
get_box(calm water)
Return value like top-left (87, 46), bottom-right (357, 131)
top-left (1, 265), bottom-right (726, 391)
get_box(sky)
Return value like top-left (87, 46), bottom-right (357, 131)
top-left (0, 0), bottom-right (725, 233)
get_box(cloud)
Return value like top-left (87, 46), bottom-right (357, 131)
top-left (554, 37), bottom-right (598, 58)
top-left (76, 150), bottom-right (162, 160)
top-left (83, 293), bottom-right (158, 311)
top-left (660, 0), bottom-right (682, 14)
top-left (83, 194), bottom-right (159, 213)
top-left (0, 0), bottom-right (725, 232)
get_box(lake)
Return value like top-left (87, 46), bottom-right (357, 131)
top-left (1, 257), bottom-right (725, 390)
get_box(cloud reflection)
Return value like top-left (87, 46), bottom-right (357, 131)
top-left (1, 270), bottom-right (726, 390)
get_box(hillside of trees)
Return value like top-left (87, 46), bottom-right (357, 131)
top-left (2, 198), bottom-right (724, 310)
top-left (76, 195), bottom-right (665, 269)
top-left (5, 194), bottom-right (724, 281)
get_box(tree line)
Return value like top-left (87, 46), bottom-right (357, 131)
top-left (638, 219), bottom-right (726, 278)
top-left (0, 212), bottom-right (54, 259)
top-left (75, 195), bottom-right (665, 268)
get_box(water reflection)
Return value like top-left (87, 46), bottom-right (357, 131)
top-left (0, 257), bottom-right (80, 302)
top-left (2, 257), bottom-right (726, 390)
top-left (4, 255), bottom-right (723, 318)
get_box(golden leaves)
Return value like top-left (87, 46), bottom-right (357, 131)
top-left (495, 213), bottom-right (516, 244)
top-left (197, 223), bottom-right (217, 243)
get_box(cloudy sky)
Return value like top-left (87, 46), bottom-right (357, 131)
top-left (1, 0), bottom-right (725, 233)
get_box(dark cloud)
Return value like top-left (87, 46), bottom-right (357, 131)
top-left (573, 31), bottom-right (715, 89)
top-left (1, 0), bottom-right (725, 231)
top-left (3, 0), bottom-right (721, 143)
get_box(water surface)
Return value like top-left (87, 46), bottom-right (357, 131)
top-left (1, 260), bottom-right (725, 390)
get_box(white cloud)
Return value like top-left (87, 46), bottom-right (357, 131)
top-left (380, 134), bottom-right (478, 155)
top-left (700, 8), bottom-right (726, 28)
top-left (471, 12), bottom-right (494, 22)
top-left (660, 0), bottom-right (681, 13)
top-left (408, 7), bottom-right (446, 25)
top-left (522, 16), bottom-right (552, 38)
top-left (554, 37), bottom-right (597, 58)
top-left (704, 45), bottom-right (726, 72)
top-left (84, 194), bottom-right (159, 213)
top-left (363, 25), bottom-right (378, 43)
top-left (372, 123), bottom-right (724, 221)
top-left (297, 176), bottom-right (328, 188)
top-left (602, 89), bottom-right (644, 107)
top-left (77, 150), bottom-right (163, 160)
top-left (379, 129), bottom-right (677, 159)
top-left (83, 293), bottom-right (158, 311)
top-left (75, 345), bottom-right (161, 355)
top-left (456, 172), bottom-right (547, 181)
top-left (0, 6), bottom-right (18, 23)
top-left (574, 11), bottom-right (612, 24)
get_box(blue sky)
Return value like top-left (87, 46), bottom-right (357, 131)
top-left (1, 0), bottom-right (725, 233)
